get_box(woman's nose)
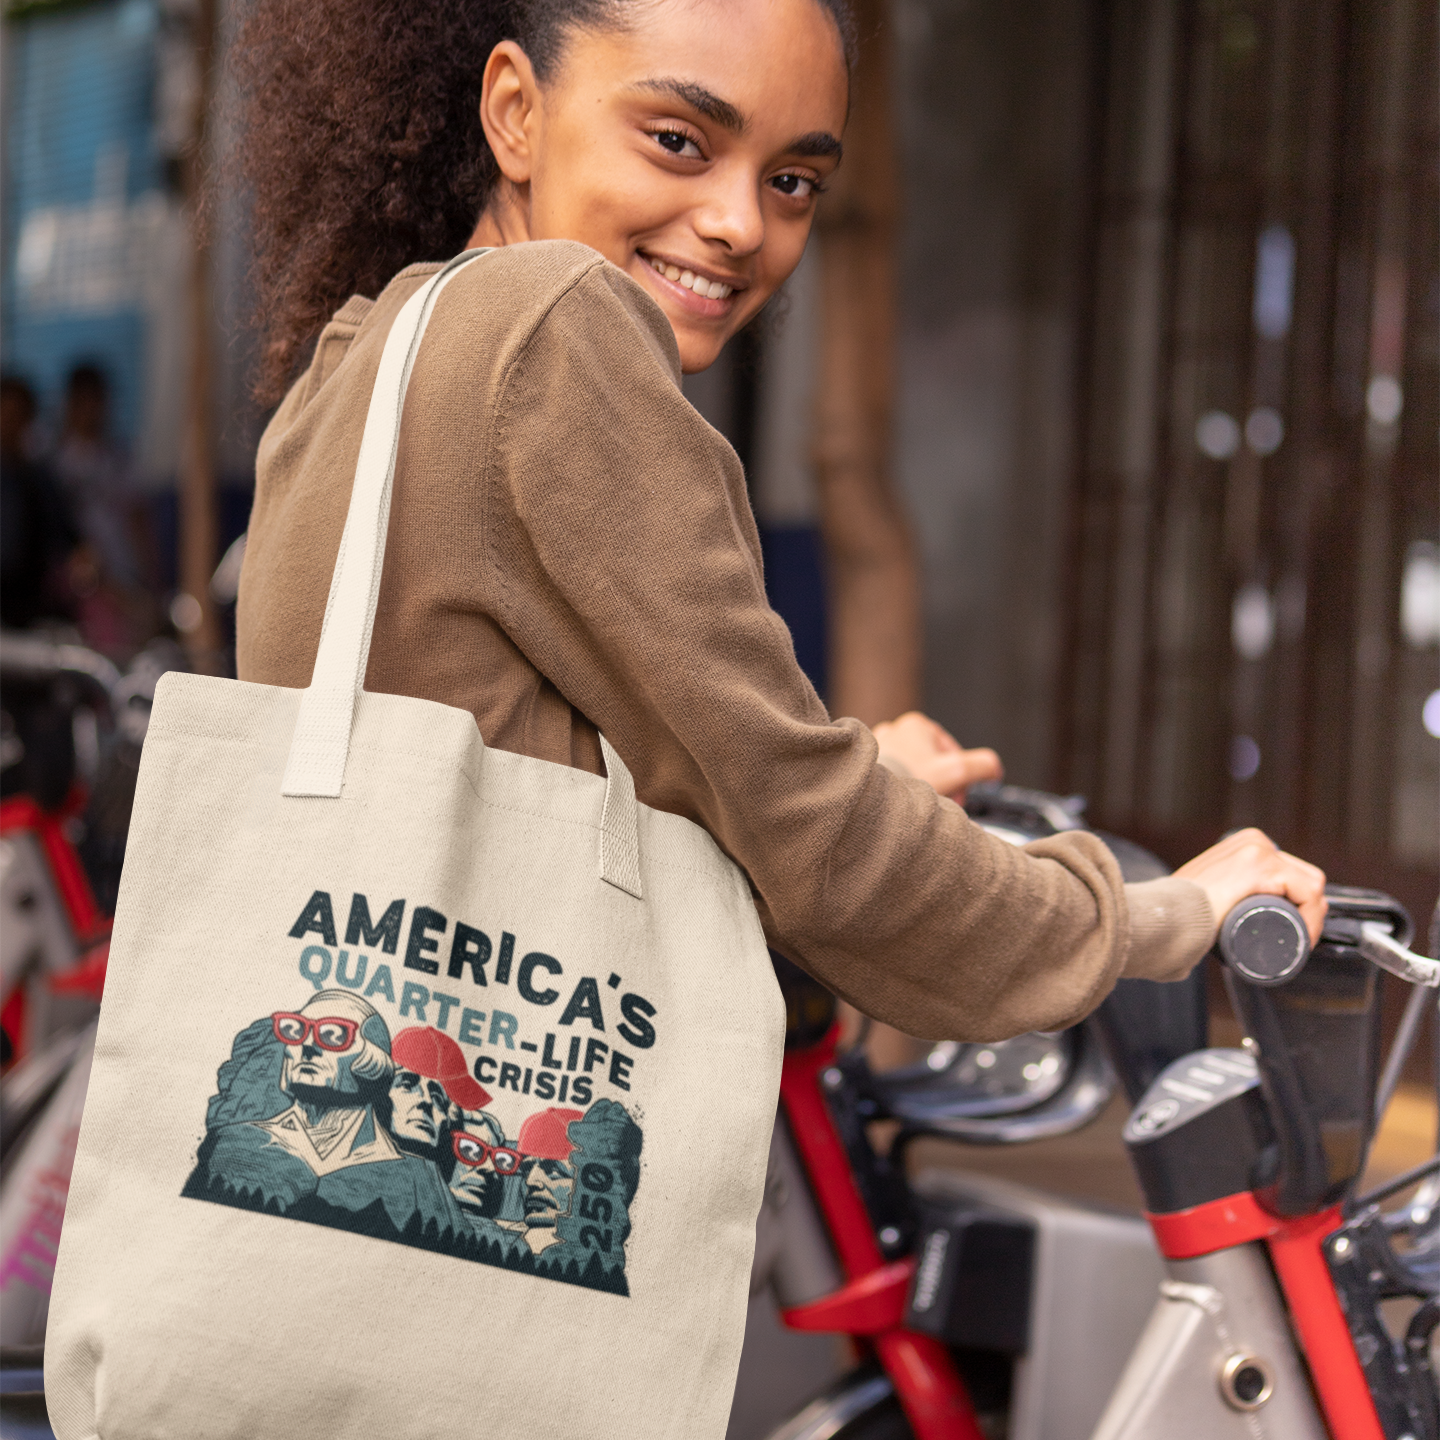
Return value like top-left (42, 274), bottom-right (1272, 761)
top-left (692, 163), bottom-right (765, 257)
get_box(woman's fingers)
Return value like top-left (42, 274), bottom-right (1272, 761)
top-left (1276, 848), bottom-right (1326, 899)
top-left (873, 713), bottom-right (1004, 801)
top-left (954, 747), bottom-right (1002, 792)
top-left (927, 718), bottom-right (965, 756)
top-left (905, 747), bottom-right (1001, 801)
top-left (877, 711), bottom-right (962, 756)
top-left (1174, 828), bottom-right (1328, 944)
top-left (1225, 833), bottom-right (1327, 941)
top-left (918, 753), bottom-right (973, 796)
top-left (1275, 849), bottom-right (1328, 942)
top-left (1202, 826), bottom-right (1268, 862)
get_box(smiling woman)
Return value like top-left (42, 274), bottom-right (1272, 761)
top-left (464, 7), bottom-right (848, 372)
top-left (234, 0), bottom-right (854, 395)
top-left (234, 0), bottom-right (1319, 1110)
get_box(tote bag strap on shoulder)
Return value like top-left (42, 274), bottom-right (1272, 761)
top-left (281, 249), bottom-right (643, 900)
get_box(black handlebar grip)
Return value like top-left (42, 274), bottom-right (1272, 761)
top-left (1219, 895), bottom-right (1310, 986)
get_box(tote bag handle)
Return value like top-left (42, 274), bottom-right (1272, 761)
top-left (280, 250), bottom-right (643, 900)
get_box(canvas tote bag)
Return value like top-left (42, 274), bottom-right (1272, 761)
top-left (46, 249), bottom-right (786, 1440)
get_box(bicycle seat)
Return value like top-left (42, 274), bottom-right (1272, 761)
top-left (779, 785), bottom-right (1197, 1146)
top-left (857, 783), bottom-right (1180, 1143)
top-left (869, 1030), bottom-right (1071, 1119)
top-left (868, 1018), bottom-right (1115, 1143)
top-left (872, 783), bottom-right (1212, 1142)
top-left (963, 780), bottom-right (1087, 837)
top-left (970, 782), bottom-right (1210, 1107)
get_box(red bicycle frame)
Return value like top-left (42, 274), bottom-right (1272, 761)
top-left (1148, 1192), bottom-right (1386, 1440)
top-left (776, 1027), bottom-right (986, 1440)
top-left (0, 792), bottom-right (110, 1064)
top-left (776, 1023), bottom-right (1392, 1440)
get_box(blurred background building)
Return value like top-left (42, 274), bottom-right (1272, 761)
top-left (2, 0), bottom-right (257, 664)
top-left (694, 0), bottom-right (1438, 932)
top-left (3, 0), bottom-right (1435, 894)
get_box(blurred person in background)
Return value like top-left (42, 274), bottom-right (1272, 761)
top-left (1, 375), bottom-right (83, 808)
top-left (52, 363), bottom-right (158, 659)
top-left (1, 374), bottom-right (77, 631)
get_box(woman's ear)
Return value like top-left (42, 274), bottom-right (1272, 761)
top-left (480, 40), bottom-right (542, 185)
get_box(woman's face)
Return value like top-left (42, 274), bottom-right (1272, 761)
top-left (476, 0), bottom-right (848, 372)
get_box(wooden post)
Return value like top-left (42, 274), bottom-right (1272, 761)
top-left (812, 0), bottom-right (920, 728)
top-left (177, 0), bottom-right (223, 673)
top-left (814, 2), bottom-right (926, 1069)
top-left (1061, 0), bottom-right (1183, 818)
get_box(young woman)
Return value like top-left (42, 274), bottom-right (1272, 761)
top-left (234, 0), bottom-right (1325, 1042)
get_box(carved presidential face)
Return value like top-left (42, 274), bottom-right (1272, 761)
top-left (276, 1000), bottom-right (364, 1096)
top-left (388, 1068), bottom-right (455, 1148)
top-left (522, 1158), bottom-right (575, 1229)
top-left (448, 1112), bottom-right (516, 1216)
top-left (275, 990), bottom-right (392, 1103)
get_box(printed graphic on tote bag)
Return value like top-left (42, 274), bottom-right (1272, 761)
top-left (182, 890), bottom-right (649, 1295)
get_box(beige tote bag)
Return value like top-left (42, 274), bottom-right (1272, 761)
top-left (46, 249), bottom-right (785, 1440)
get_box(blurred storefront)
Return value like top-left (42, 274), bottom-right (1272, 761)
top-left (1060, 0), bottom-right (1437, 913)
top-left (2, 0), bottom-right (176, 458)
top-left (709, 0), bottom-right (1437, 920)
top-left (2, 0), bottom-right (261, 663)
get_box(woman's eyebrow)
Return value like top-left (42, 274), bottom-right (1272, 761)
top-left (788, 131), bottom-right (843, 161)
top-left (631, 77), bottom-right (747, 133)
top-left (629, 79), bottom-right (842, 161)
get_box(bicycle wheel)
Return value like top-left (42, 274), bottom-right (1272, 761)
top-left (832, 1395), bottom-right (913, 1439)
top-left (760, 1368), bottom-right (913, 1440)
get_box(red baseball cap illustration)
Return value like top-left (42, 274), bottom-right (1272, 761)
top-left (391, 1026), bottom-right (491, 1111)
top-left (517, 1108), bottom-right (583, 1163)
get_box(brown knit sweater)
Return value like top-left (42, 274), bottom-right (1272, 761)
top-left (237, 241), bottom-right (1213, 1041)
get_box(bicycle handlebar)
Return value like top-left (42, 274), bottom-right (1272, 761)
top-left (1218, 890), bottom-right (1437, 989)
top-left (0, 630), bottom-right (122, 701)
top-left (1218, 895), bottom-right (1310, 985)
top-left (1358, 923), bottom-right (1440, 988)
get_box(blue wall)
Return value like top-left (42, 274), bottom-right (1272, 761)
top-left (2, 0), bottom-right (163, 442)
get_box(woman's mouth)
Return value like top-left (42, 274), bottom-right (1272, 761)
top-left (639, 253), bottom-right (739, 317)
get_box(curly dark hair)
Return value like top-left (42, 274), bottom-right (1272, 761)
top-left (231, 0), bottom-right (856, 404)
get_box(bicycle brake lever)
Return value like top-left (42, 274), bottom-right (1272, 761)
top-left (1359, 923), bottom-right (1440, 988)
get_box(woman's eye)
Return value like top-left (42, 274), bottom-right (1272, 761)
top-left (653, 128), bottom-right (702, 160)
top-left (770, 173), bottom-right (817, 200)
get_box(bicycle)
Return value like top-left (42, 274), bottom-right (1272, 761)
top-left (0, 631), bottom-right (176, 1363)
top-left (749, 783), bottom-right (1438, 1440)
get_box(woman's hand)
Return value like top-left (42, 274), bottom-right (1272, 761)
top-left (1173, 827), bottom-right (1328, 944)
top-left (872, 711), bottom-right (1003, 804)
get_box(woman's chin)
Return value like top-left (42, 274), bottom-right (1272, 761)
top-left (675, 330), bottom-right (728, 375)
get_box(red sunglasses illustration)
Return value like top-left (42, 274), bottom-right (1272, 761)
top-left (452, 1132), bottom-right (524, 1174)
top-left (271, 1012), bottom-right (360, 1052)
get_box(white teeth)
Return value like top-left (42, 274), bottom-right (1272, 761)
top-left (647, 257), bottom-right (731, 300)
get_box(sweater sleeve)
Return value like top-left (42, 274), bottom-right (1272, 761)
top-left (481, 258), bottom-right (1211, 1040)
top-left (1123, 878), bottom-right (1215, 980)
